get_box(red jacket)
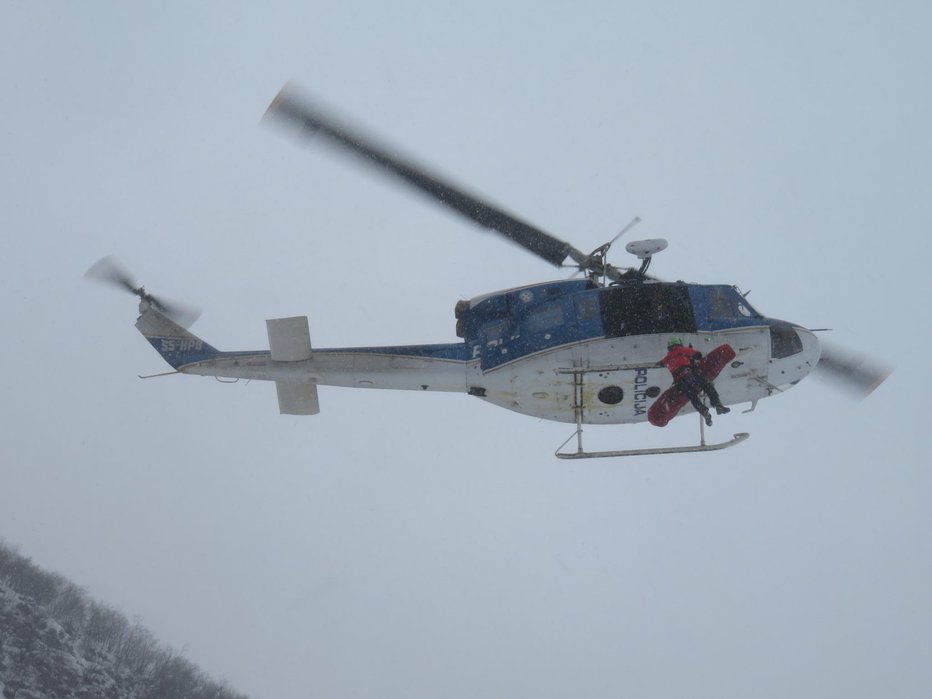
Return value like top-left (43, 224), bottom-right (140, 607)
top-left (660, 345), bottom-right (701, 377)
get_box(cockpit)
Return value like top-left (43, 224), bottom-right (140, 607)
top-left (456, 279), bottom-right (810, 368)
top-left (598, 283), bottom-right (763, 337)
top-left (599, 282), bottom-right (805, 357)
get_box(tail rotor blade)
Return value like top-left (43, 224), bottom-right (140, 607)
top-left (84, 256), bottom-right (202, 329)
top-left (149, 295), bottom-right (202, 329)
top-left (84, 256), bottom-right (138, 295)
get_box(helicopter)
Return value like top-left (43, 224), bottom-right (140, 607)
top-left (86, 84), bottom-right (891, 459)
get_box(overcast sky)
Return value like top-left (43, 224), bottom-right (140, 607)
top-left (1, 2), bottom-right (930, 697)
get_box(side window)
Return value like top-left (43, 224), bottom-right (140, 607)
top-left (600, 285), bottom-right (696, 337)
top-left (577, 296), bottom-right (598, 321)
top-left (527, 302), bottom-right (564, 333)
top-left (482, 319), bottom-right (510, 344)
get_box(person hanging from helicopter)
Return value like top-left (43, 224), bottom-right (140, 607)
top-left (658, 336), bottom-right (730, 426)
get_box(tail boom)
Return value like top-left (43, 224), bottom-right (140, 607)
top-left (136, 306), bottom-right (471, 401)
top-left (179, 349), bottom-right (471, 393)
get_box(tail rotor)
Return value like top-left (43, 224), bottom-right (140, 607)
top-left (84, 256), bottom-right (202, 329)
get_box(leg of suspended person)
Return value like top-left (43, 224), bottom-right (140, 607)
top-left (696, 374), bottom-right (730, 414)
top-left (676, 374), bottom-right (713, 425)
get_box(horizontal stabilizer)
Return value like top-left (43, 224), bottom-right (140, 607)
top-left (275, 381), bottom-right (320, 415)
top-left (267, 317), bottom-right (318, 414)
top-left (267, 316), bottom-right (312, 361)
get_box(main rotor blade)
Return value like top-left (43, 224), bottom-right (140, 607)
top-left (815, 342), bottom-right (893, 400)
top-left (265, 85), bottom-right (587, 269)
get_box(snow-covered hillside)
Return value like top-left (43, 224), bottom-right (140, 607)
top-left (0, 542), bottom-right (251, 699)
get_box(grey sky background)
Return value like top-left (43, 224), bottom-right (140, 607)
top-left (2, 2), bottom-right (931, 697)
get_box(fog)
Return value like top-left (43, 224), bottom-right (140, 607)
top-left (1, 3), bottom-right (930, 697)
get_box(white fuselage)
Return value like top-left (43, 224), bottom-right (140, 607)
top-left (179, 326), bottom-right (820, 424)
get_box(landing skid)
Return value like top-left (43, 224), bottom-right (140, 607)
top-left (555, 414), bottom-right (749, 460)
top-left (554, 362), bottom-right (749, 459)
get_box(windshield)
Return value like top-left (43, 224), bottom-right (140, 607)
top-left (706, 286), bottom-right (760, 319)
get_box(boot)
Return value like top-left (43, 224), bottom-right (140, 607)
top-left (715, 404), bottom-right (730, 415)
top-left (702, 410), bottom-right (713, 427)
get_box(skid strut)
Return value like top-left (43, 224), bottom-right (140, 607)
top-left (554, 363), bottom-right (749, 459)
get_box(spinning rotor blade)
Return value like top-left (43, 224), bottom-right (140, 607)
top-left (145, 297), bottom-right (202, 331)
top-left (84, 255), bottom-right (137, 294)
top-left (815, 342), bottom-right (892, 400)
top-left (265, 85), bottom-right (588, 269)
top-left (84, 256), bottom-right (202, 329)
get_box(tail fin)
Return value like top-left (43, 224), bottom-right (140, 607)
top-left (135, 302), bottom-right (221, 370)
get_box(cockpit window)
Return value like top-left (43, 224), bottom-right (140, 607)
top-left (709, 289), bottom-right (734, 317)
top-left (770, 323), bottom-right (803, 358)
top-left (708, 287), bottom-right (760, 319)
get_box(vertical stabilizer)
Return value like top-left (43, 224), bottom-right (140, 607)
top-left (135, 303), bottom-right (220, 369)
